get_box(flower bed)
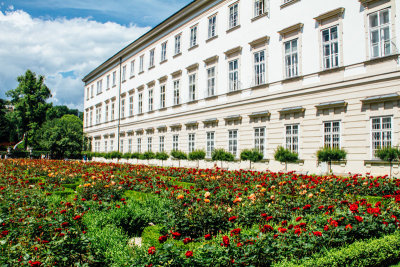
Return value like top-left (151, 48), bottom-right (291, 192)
top-left (1, 159), bottom-right (400, 266)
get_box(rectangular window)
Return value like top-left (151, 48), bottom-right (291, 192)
top-left (161, 42), bottom-right (167, 61)
top-left (371, 116), bottom-right (392, 157)
top-left (95, 106), bottom-right (101, 124)
top-left (111, 103), bottom-right (115, 120)
top-left (369, 8), bottom-right (391, 58)
top-left (160, 85), bottom-right (166, 109)
top-left (86, 88), bottom-right (89, 100)
top-left (110, 140), bottom-right (114, 152)
top-left (190, 26), bottom-right (197, 47)
top-left (89, 110), bottom-right (93, 126)
top-left (284, 39), bottom-right (298, 78)
top-left (324, 121), bottom-right (340, 148)
top-left (254, 0), bottom-right (265, 17)
top-left (139, 55), bottom-right (144, 72)
top-left (159, 136), bottom-right (165, 152)
top-left (130, 60), bottom-right (135, 77)
top-left (138, 93), bottom-right (143, 113)
top-left (137, 138), bottom-right (141, 153)
top-left (188, 133), bottom-right (195, 153)
top-left (254, 50), bottom-right (266, 85)
top-left (208, 15), bottom-right (217, 39)
top-left (90, 85), bottom-right (94, 98)
top-left (104, 140), bottom-right (108, 153)
top-left (207, 66), bottom-right (216, 97)
top-left (173, 80), bottom-right (180, 105)
top-left (106, 75), bottom-right (110, 89)
top-left (229, 59), bottom-right (239, 91)
top-left (147, 137), bottom-right (152, 152)
top-left (129, 96), bottom-right (134, 116)
top-left (173, 135), bottom-right (179, 151)
top-left (112, 71), bottom-right (116, 86)
top-left (149, 49), bottom-right (155, 67)
top-left (322, 26), bottom-right (339, 69)
top-left (254, 127), bottom-right (265, 154)
top-left (105, 104), bottom-right (109, 122)
top-left (228, 130), bottom-right (238, 157)
top-left (285, 124), bottom-right (299, 153)
top-left (122, 65), bottom-right (126, 81)
top-left (189, 73), bottom-right (196, 101)
top-left (148, 89), bottom-right (153, 111)
top-left (96, 80), bottom-right (102, 94)
top-left (229, 3), bottom-right (239, 29)
top-left (206, 132), bottom-right (215, 158)
top-left (120, 139), bottom-right (124, 153)
top-left (85, 111), bottom-right (88, 127)
top-left (121, 98), bottom-right (125, 118)
top-left (128, 139), bottom-right (132, 153)
top-left (175, 34), bottom-right (181, 55)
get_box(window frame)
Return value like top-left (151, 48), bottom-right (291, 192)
top-left (206, 131), bottom-right (215, 158)
top-left (161, 42), bottom-right (167, 62)
top-left (190, 25), bottom-right (198, 48)
top-left (138, 93), bottom-right (143, 114)
top-left (188, 73), bottom-right (197, 101)
top-left (228, 129), bottom-right (238, 158)
top-left (173, 134), bottom-right (179, 151)
top-left (371, 116), bottom-right (392, 159)
top-left (174, 33), bottom-right (182, 55)
top-left (188, 133), bottom-right (195, 153)
top-left (137, 138), bottom-right (142, 153)
top-left (253, 49), bottom-right (266, 86)
top-left (206, 65), bottom-right (216, 97)
top-left (285, 124), bottom-right (299, 154)
top-left (160, 84), bottom-right (166, 109)
top-left (228, 58), bottom-right (240, 92)
top-left (129, 96), bottom-right (134, 116)
top-left (228, 2), bottom-right (239, 29)
top-left (139, 55), bottom-right (144, 73)
top-left (149, 49), bottom-right (155, 68)
top-left (208, 14), bottom-right (217, 39)
top-left (130, 60), bottom-right (135, 77)
top-left (173, 79), bottom-right (180, 105)
top-left (284, 38), bottom-right (299, 79)
top-left (368, 8), bottom-right (392, 59)
top-left (147, 137), bottom-right (152, 152)
top-left (254, 0), bottom-right (265, 18)
top-left (254, 127), bottom-right (266, 157)
top-left (148, 88), bottom-right (154, 111)
top-left (159, 136), bottom-right (165, 152)
top-left (323, 121), bottom-right (341, 149)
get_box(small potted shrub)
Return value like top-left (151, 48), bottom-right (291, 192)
top-left (375, 146), bottom-right (400, 178)
top-left (274, 146), bottom-right (298, 172)
top-left (240, 149), bottom-right (263, 169)
top-left (316, 147), bottom-right (347, 174)
top-left (188, 149), bottom-right (206, 168)
top-left (171, 150), bottom-right (187, 167)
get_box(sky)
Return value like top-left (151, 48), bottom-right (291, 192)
top-left (0, 0), bottom-right (192, 110)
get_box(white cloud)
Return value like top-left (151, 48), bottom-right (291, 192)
top-left (0, 10), bottom-right (150, 110)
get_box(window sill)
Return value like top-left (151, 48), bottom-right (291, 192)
top-left (96, 92), bottom-right (103, 95)
top-left (205, 95), bottom-right (218, 100)
top-left (138, 71), bottom-right (144, 75)
top-left (172, 104), bottom-right (182, 108)
top-left (173, 52), bottom-right (182, 58)
top-left (206, 35), bottom-right (218, 43)
top-left (366, 54), bottom-right (399, 65)
top-left (226, 25), bottom-right (241, 34)
top-left (188, 44), bottom-right (199, 51)
top-left (148, 65), bottom-right (155, 70)
top-left (187, 100), bottom-right (198, 105)
top-left (280, 0), bottom-right (301, 9)
top-left (148, 110), bottom-right (155, 114)
top-left (251, 12), bottom-right (268, 22)
top-left (137, 113), bottom-right (144, 116)
top-left (122, 80), bottom-right (126, 83)
top-left (160, 59), bottom-right (168, 65)
top-left (282, 75), bottom-right (302, 83)
top-left (130, 75), bottom-right (135, 79)
top-left (112, 85), bottom-right (116, 88)
top-left (227, 89), bottom-right (242, 96)
top-left (319, 66), bottom-right (344, 75)
top-left (159, 107), bottom-right (167, 111)
top-left (364, 160), bottom-right (399, 166)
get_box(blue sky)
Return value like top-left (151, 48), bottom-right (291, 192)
top-left (0, 0), bottom-right (192, 110)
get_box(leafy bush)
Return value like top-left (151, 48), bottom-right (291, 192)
top-left (171, 150), bottom-right (187, 160)
top-left (108, 151), bottom-right (123, 159)
top-left (212, 148), bottom-right (235, 162)
top-left (130, 152), bottom-right (142, 159)
top-left (274, 146), bottom-right (298, 171)
top-left (122, 153), bottom-right (132, 159)
top-left (375, 146), bottom-right (400, 178)
top-left (188, 150), bottom-right (206, 161)
top-left (141, 151), bottom-right (156, 160)
top-left (317, 147), bottom-right (347, 173)
top-left (240, 149), bottom-right (263, 169)
top-left (155, 152), bottom-right (169, 161)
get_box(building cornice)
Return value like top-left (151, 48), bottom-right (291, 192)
top-left (278, 23), bottom-right (303, 36)
top-left (313, 7), bottom-right (345, 22)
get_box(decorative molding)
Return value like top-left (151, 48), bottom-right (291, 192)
top-left (278, 106), bottom-right (305, 114)
top-left (249, 35), bottom-right (270, 47)
top-left (147, 80), bottom-right (155, 87)
top-left (248, 111), bottom-right (271, 118)
top-left (361, 93), bottom-right (400, 104)
top-left (224, 46), bottom-right (242, 56)
top-left (186, 63), bottom-right (199, 71)
top-left (314, 7), bottom-right (345, 22)
top-left (224, 115), bottom-right (242, 121)
top-left (158, 75), bottom-right (168, 83)
top-left (315, 100), bottom-right (347, 109)
top-left (185, 121), bottom-right (198, 126)
top-left (203, 118), bottom-right (218, 124)
top-left (278, 23), bottom-right (303, 36)
top-left (203, 55), bottom-right (219, 64)
top-left (171, 70), bottom-right (182, 77)
top-left (280, 0), bottom-right (301, 9)
top-left (359, 0), bottom-right (385, 6)
top-left (170, 123), bottom-right (182, 129)
top-left (137, 84), bottom-right (145, 91)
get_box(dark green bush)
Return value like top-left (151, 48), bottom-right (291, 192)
top-left (141, 151), bottom-right (155, 160)
top-left (171, 150), bottom-right (187, 160)
top-left (130, 152), bottom-right (142, 159)
top-left (122, 152), bottom-right (132, 159)
top-left (188, 149), bottom-right (206, 161)
top-left (155, 152), bottom-right (169, 161)
top-left (317, 147), bottom-right (347, 173)
top-left (274, 146), bottom-right (298, 171)
top-left (375, 146), bottom-right (400, 178)
top-left (240, 148), bottom-right (263, 168)
top-left (212, 148), bottom-right (235, 162)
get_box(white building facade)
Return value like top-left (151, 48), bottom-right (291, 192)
top-left (83, 0), bottom-right (400, 175)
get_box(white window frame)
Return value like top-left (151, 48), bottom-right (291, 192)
top-left (110, 140), bottom-right (114, 152)
top-left (86, 88), bottom-right (89, 100)
top-left (149, 49), bottom-right (155, 68)
top-left (285, 124), bottom-right (299, 154)
top-left (120, 98), bottom-right (125, 118)
top-left (106, 75), bottom-right (110, 89)
top-left (89, 110), bottom-right (93, 126)
top-left (324, 121), bottom-right (341, 149)
top-left (228, 130), bottom-right (238, 157)
top-left (228, 2), bottom-right (239, 29)
top-left (284, 39), bottom-right (299, 78)
top-left (188, 133), bottom-right (195, 153)
top-left (137, 138), bottom-right (142, 153)
top-left (111, 102), bottom-right (115, 121)
top-left (322, 25), bottom-right (339, 69)
top-left (208, 15), bottom-right (217, 39)
top-left (129, 96), bottom-right (134, 116)
top-left (105, 104), bottom-right (109, 122)
top-left (206, 132), bottom-right (215, 158)
top-left (161, 42), bottom-right (167, 62)
top-left (159, 136), bottom-right (165, 152)
top-left (254, 127), bottom-right (266, 156)
top-left (148, 88), bottom-right (154, 111)
top-left (128, 138), bottom-right (132, 153)
top-left (104, 140), bottom-right (108, 153)
top-left (175, 34), bottom-right (182, 55)
top-left (207, 66), bottom-right (216, 97)
top-left (90, 85), bottom-right (94, 98)
top-left (173, 135), bottom-right (179, 151)
top-left (120, 139), bottom-right (124, 153)
top-left (190, 25), bottom-right (198, 48)
top-left (112, 71), bottom-right (116, 86)
top-left (139, 55), bottom-right (144, 72)
top-left (254, 50), bottom-right (266, 86)
top-left (147, 137), bottom-right (152, 152)
top-left (189, 73), bottom-right (196, 101)
top-left (228, 59), bottom-right (239, 92)
top-left (254, 0), bottom-right (265, 17)
top-left (130, 60), bottom-right (135, 77)
top-left (160, 84), bottom-right (166, 109)
top-left (138, 93), bottom-right (143, 113)
top-left (369, 8), bottom-right (391, 58)
top-left (122, 65), bottom-right (126, 81)
top-left (371, 116), bottom-right (392, 159)
top-left (173, 80), bottom-right (180, 105)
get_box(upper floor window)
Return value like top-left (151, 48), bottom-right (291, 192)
top-left (106, 75), bottom-right (110, 89)
top-left (254, 0), bottom-right (265, 17)
top-left (130, 60), bottom-right (135, 77)
top-left (90, 85), bottom-right (94, 98)
top-left (284, 39), bottom-right (298, 78)
top-left (322, 26), bottom-right (339, 69)
top-left (139, 55), bottom-right (144, 72)
top-left (371, 116), bottom-right (392, 158)
top-left (86, 87), bottom-right (89, 100)
top-left (160, 85), bottom-right (166, 109)
top-left (89, 110), bottom-right (93, 126)
top-left (190, 26), bottom-right (198, 47)
top-left (208, 15), bottom-right (217, 39)
top-left (148, 88), bottom-right (154, 111)
top-left (129, 96), bottom-right (134, 116)
top-left (324, 121), bottom-right (340, 148)
top-left (175, 34), bottom-right (181, 55)
top-left (96, 80), bottom-right (102, 94)
top-left (149, 49), bottom-right (155, 68)
top-left (112, 71), bottom-right (116, 86)
top-left (369, 8), bottom-right (391, 58)
top-left (85, 111), bottom-right (88, 127)
top-left (189, 73), bottom-right (196, 101)
top-left (188, 133), bottom-right (195, 153)
top-left (105, 104), bottom-right (109, 122)
top-left (285, 124), bottom-right (299, 154)
top-left (120, 98), bottom-right (125, 118)
top-left (173, 80), bottom-right (180, 105)
top-left (122, 65), bottom-right (126, 81)
top-left (254, 50), bottom-right (265, 85)
top-left (138, 93), bottom-right (143, 113)
top-left (228, 59), bottom-right (239, 91)
top-left (111, 102), bottom-right (115, 120)
top-left (95, 106), bottom-right (101, 124)
top-left (229, 2), bottom-right (239, 29)
top-left (207, 66), bottom-right (216, 97)
top-left (161, 42), bottom-right (167, 62)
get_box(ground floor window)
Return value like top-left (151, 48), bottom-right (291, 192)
top-left (188, 133), bottom-right (195, 153)
top-left (371, 116), bottom-right (392, 158)
top-left (128, 139), bottom-right (132, 153)
top-left (147, 137), bottom-right (152, 152)
top-left (324, 121), bottom-right (340, 148)
top-left (228, 130), bottom-right (238, 157)
top-left (254, 127), bottom-right (265, 156)
top-left (159, 136), bottom-right (165, 152)
top-left (173, 135), bottom-right (179, 151)
top-left (285, 124), bottom-right (299, 154)
top-left (206, 132), bottom-right (215, 158)
top-left (137, 138), bottom-right (141, 153)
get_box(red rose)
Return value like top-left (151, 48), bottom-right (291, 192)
top-left (204, 234), bottom-right (212, 240)
top-left (148, 246), bottom-right (156, 255)
top-left (61, 222), bottom-right (69, 228)
top-left (172, 232), bottom-right (181, 239)
top-left (313, 231), bottom-right (322, 237)
top-left (185, 250), bottom-right (193, 258)
top-left (158, 235), bottom-right (168, 243)
top-left (222, 235), bottom-right (230, 247)
top-left (262, 224), bottom-right (273, 232)
top-left (230, 228), bottom-right (241, 236)
top-left (228, 216), bottom-right (237, 222)
top-left (73, 215), bottom-right (81, 220)
top-left (278, 227), bottom-right (287, 233)
top-left (324, 225), bottom-right (329, 231)
top-left (183, 237), bottom-right (192, 245)
top-left (303, 204), bottom-right (311, 210)
top-left (354, 216), bottom-right (363, 222)
top-left (29, 261), bottom-right (42, 267)
top-left (296, 217), bottom-right (302, 222)
top-left (60, 210), bottom-right (66, 214)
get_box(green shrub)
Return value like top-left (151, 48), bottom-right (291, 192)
top-left (122, 152), bottom-right (132, 159)
top-left (141, 224), bottom-right (165, 249)
top-left (317, 147), bottom-right (347, 173)
top-left (274, 146), bottom-right (298, 171)
top-left (171, 150), bottom-right (187, 160)
top-left (375, 146), bottom-right (400, 178)
top-left (212, 148), bottom-right (235, 162)
top-left (108, 151), bottom-right (122, 159)
top-left (188, 149), bottom-right (206, 161)
top-left (240, 148), bottom-right (264, 168)
top-left (130, 152), bottom-right (142, 159)
top-left (141, 151), bottom-right (156, 160)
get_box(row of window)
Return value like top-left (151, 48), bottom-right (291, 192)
top-left (93, 116), bottom-right (392, 160)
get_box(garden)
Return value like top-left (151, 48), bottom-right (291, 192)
top-left (1, 158), bottom-right (400, 266)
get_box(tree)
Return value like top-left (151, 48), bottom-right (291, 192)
top-left (316, 147), bottom-right (347, 174)
top-left (155, 152), bottom-right (169, 166)
top-left (6, 70), bottom-right (51, 149)
top-left (46, 105), bottom-right (83, 121)
top-left (212, 148), bottom-right (235, 169)
top-left (36, 115), bottom-right (83, 159)
top-left (171, 150), bottom-right (187, 167)
top-left (375, 146), bottom-right (400, 178)
top-left (240, 149), bottom-right (263, 169)
top-left (0, 99), bottom-right (11, 144)
top-left (188, 149), bottom-right (206, 168)
top-left (274, 146), bottom-right (298, 172)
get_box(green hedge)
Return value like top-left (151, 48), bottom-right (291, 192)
top-left (277, 233), bottom-right (400, 267)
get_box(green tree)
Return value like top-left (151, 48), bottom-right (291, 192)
top-left (317, 147), bottom-right (347, 174)
top-left (46, 105), bottom-right (83, 121)
top-left (188, 149), bottom-right (206, 168)
top-left (0, 99), bottom-right (11, 145)
top-left (171, 150), bottom-right (187, 167)
top-left (240, 149), bottom-right (264, 169)
top-left (36, 115), bottom-right (83, 159)
top-left (375, 146), bottom-right (400, 178)
top-left (6, 70), bottom-right (51, 149)
top-left (212, 148), bottom-right (235, 169)
top-left (155, 152), bottom-right (169, 166)
top-left (274, 146), bottom-right (298, 172)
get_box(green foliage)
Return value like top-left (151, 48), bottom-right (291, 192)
top-left (46, 105), bottom-right (82, 121)
top-left (278, 233), bottom-right (400, 267)
top-left (240, 149), bottom-right (264, 163)
top-left (212, 148), bottom-right (235, 162)
top-left (142, 151), bottom-right (156, 160)
top-left (141, 225), bottom-right (165, 249)
top-left (104, 151), bottom-right (123, 159)
top-left (375, 146), bottom-right (400, 163)
top-left (274, 146), bottom-right (298, 163)
top-left (188, 149), bottom-right (206, 161)
top-left (317, 147), bottom-right (347, 163)
top-left (171, 150), bottom-right (187, 160)
top-left (122, 153), bottom-right (132, 159)
top-left (155, 152), bottom-right (169, 161)
top-left (130, 152), bottom-right (142, 159)
top-left (0, 99), bottom-right (12, 143)
top-left (35, 115), bottom-right (83, 159)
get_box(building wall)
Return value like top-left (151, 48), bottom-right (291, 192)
top-left (83, 0), bottom-right (400, 175)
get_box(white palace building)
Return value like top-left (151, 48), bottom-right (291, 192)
top-left (83, 0), bottom-right (400, 175)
